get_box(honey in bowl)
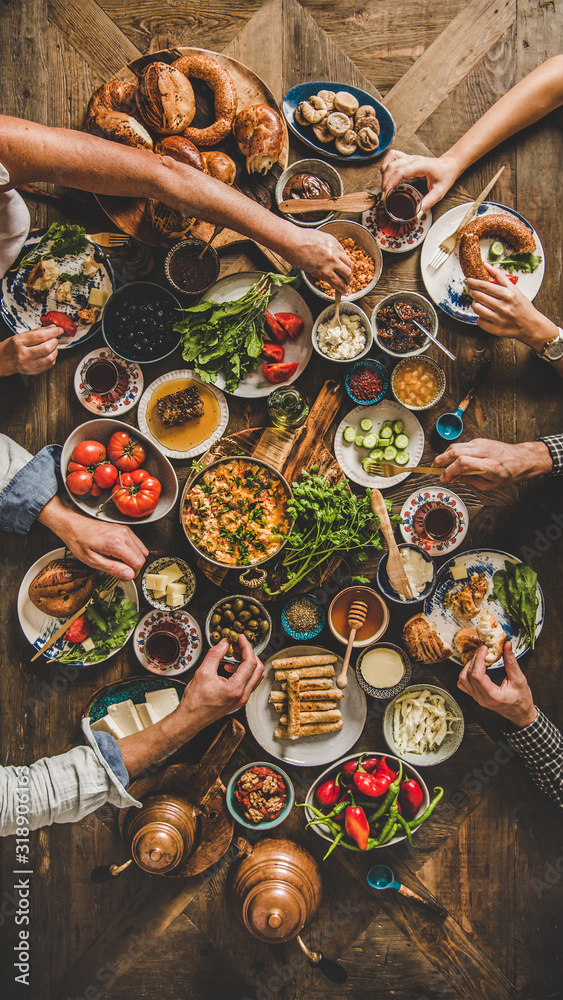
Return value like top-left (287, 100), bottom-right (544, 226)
top-left (329, 586), bottom-right (388, 647)
top-left (147, 377), bottom-right (220, 453)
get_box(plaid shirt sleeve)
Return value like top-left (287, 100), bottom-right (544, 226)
top-left (538, 434), bottom-right (563, 476)
top-left (504, 709), bottom-right (563, 808)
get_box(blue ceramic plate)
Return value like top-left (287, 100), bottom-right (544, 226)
top-left (1, 229), bottom-right (114, 347)
top-left (282, 82), bottom-right (395, 163)
top-left (423, 548), bottom-right (545, 668)
top-left (82, 675), bottom-right (186, 723)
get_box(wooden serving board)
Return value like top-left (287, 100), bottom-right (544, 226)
top-left (95, 46), bottom-right (289, 256)
top-left (180, 379), bottom-right (347, 599)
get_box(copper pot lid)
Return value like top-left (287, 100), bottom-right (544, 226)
top-left (131, 821), bottom-right (184, 873)
top-left (242, 881), bottom-right (307, 942)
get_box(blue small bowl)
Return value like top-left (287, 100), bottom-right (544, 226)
top-left (376, 543), bottom-right (436, 605)
top-left (226, 762), bottom-right (294, 831)
top-left (281, 594), bottom-right (326, 641)
top-left (344, 358), bottom-right (389, 406)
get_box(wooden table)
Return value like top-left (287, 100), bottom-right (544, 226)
top-left (1, 3), bottom-right (562, 999)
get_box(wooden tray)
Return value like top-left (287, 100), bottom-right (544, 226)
top-left (95, 46), bottom-right (289, 253)
top-left (180, 380), bottom-right (347, 599)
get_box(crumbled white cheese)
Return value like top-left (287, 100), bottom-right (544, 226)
top-left (317, 314), bottom-right (366, 360)
top-left (56, 281), bottom-right (73, 303)
top-left (82, 256), bottom-right (100, 276)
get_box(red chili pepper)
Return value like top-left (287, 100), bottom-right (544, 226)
top-left (399, 778), bottom-right (424, 820)
top-left (376, 756), bottom-right (397, 783)
top-left (315, 779), bottom-right (341, 809)
top-left (261, 342), bottom-right (285, 363)
top-left (40, 311), bottom-right (77, 336)
top-left (262, 362), bottom-right (298, 384)
top-left (264, 311), bottom-right (287, 344)
top-left (360, 756), bottom-right (379, 773)
top-left (274, 312), bottom-right (303, 339)
top-left (342, 759), bottom-right (359, 778)
top-left (354, 770), bottom-right (390, 798)
top-left (345, 806), bottom-right (370, 850)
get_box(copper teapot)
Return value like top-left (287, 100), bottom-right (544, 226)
top-left (121, 793), bottom-right (197, 874)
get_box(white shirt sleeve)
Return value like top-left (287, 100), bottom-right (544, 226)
top-left (0, 161), bottom-right (30, 279)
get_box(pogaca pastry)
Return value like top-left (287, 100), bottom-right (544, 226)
top-left (295, 88), bottom-right (380, 156)
top-left (84, 81), bottom-right (153, 149)
top-left (233, 104), bottom-right (285, 175)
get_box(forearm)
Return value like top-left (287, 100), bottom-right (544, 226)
top-left (116, 704), bottom-right (212, 777)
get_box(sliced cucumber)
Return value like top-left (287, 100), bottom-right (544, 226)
top-left (355, 434), bottom-right (364, 447)
top-left (361, 456), bottom-right (376, 472)
top-left (381, 420), bottom-right (393, 429)
top-left (380, 425), bottom-right (393, 439)
top-left (383, 446), bottom-right (397, 461)
top-left (343, 426), bottom-right (356, 443)
top-left (369, 448), bottom-right (384, 461)
top-left (360, 418), bottom-right (373, 432)
top-left (394, 433), bottom-right (410, 450)
top-left (394, 450), bottom-right (410, 466)
top-left (489, 240), bottom-right (504, 260)
top-left (392, 420), bottom-right (404, 434)
top-left (377, 436), bottom-right (390, 448)
top-left (362, 433), bottom-right (377, 449)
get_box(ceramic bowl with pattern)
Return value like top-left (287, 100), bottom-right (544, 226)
top-left (133, 608), bottom-right (202, 676)
top-left (399, 488), bottom-right (469, 556)
top-left (141, 557), bottom-right (196, 611)
top-left (300, 220), bottom-right (383, 302)
top-left (74, 348), bottom-right (143, 416)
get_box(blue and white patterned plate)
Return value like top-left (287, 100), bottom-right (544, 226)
top-left (424, 548), bottom-right (545, 668)
top-left (133, 608), bottom-right (202, 676)
top-left (399, 488), bottom-right (469, 556)
top-left (1, 229), bottom-right (114, 347)
top-left (17, 547), bottom-right (138, 664)
top-left (420, 202), bottom-right (544, 325)
top-left (282, 82), bottom-right (395, 163)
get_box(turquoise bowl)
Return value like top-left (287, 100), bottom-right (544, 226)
top-left (226, 761), bottom-right (294, 831)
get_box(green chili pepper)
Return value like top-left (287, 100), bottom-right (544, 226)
top-left (396, 813), bottom-right (414, 848)
top-left (323, 830), bottom-right (344, 860)
top-left (368, 759), bottom-right (403, 823)
top-left (407, 786), bottom-right (444, 830)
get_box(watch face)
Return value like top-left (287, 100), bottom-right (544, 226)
top-left (546, 340), bottom-right (563, 361)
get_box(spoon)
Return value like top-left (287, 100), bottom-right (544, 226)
top-left (367, 865), bottom-right (447, 918)
top-left (370, 490), bottom-right (415, 600)
top-left (296, 934), bottom-right (348, 982)
top-left (337, 599), bottom-right (368, 689)
top-left (197, 223), bottom-right (223, 259)
top-left (330, 290), bottom-right (342, 329)
top-left (435, 360), bottom-right (491, 441)
top-left (393, 302), bottom-right (456, 362)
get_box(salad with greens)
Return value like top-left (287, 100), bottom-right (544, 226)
top-left (55, 584), bottom-right (141, 663)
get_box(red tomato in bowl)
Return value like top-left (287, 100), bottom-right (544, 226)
top-left (107, 431), bottom-right (146, 472)
top-left (66, 467), bottom-right (93, 495)
top-left (64, 614), bottom-right (90, 643)
top-left (93, 462), bottom-right (119, 489)
top-left (71, 440), bottom-right (106, 466)
top-left (111, 469), bottom-right (161, 518)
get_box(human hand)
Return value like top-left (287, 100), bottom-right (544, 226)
top-left (467, 263), bottom-right (559, 348)
top-left (433, 437), bottom-right (553, 491)
top-left (285, 229), bottom-right (352, 293)
top-left (0, 326), bottom-right (62, 376)
top-left (182, 636), bottom-right (264, 728)
top-left (457, 641), bottom-right (537, 728)
top-left (381, 150), bottom-right (460, 212)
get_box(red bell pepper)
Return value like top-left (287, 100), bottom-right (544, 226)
top-left (40, 311), bottom-right (77, 336)
top-left (264, 310), bottom-right (287, 344)
top-left (345, 806), bottom-right (370, 851)
top-left (354, 769), bottom-right (391, 798)
top-left (360, 756), bottom-right (379, 773)
top-left (315, 779), bottom-right (341, 809)
top-left (262, 362), bottom-right (298, 384)
top-left (261, 342), bottom-right (285, 363)
top-left (274, 312), bottom-right (303, 339)
top-left (399, 778), bottom-right (424, 820)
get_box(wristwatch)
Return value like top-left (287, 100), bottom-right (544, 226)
top-left (537, 326), bottom-right (563, 362)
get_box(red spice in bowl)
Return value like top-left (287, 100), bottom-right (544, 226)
top-left (345, 359), bottom-right (389, 405)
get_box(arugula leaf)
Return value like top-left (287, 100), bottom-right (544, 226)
top-left (55, 585), bottom-right (142, 662)
top-left (490, 560), bottom-right (539, 649)
top-left (498, 252), bottom-right (542, 274)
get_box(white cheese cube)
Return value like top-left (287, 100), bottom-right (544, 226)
top-left (145, 688), bottom-right (179, 721)
top-left (91, 715), bottom-right (126, 739)
top-left (82, 637), bottom-right (96, 652)
top-left (159, 562), bottom-right (184, 584)
top-left (108, 699), bottom-right (144, 736)
top-left (88, 287), bottom-right (108, 307)
top-left (152, 588), bottom-right (167, 600)
top-left (450, 563), bottom-right (468, 581)
top-left (135, 703), bottom-right (160, 728)
top-left (167, 592), bottom-right (185, 608)
top-left (145, 573), bottom-right (168, 591)
top-left (167, 583), bottom-right (186, 596)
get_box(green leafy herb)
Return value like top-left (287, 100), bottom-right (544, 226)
top-left (487, 245), bottom-right (543, 274)
top-left (489, 560), bottom-right (539, 650)
top-left (55, 584), bottom-right (142, 663)
top-left (58, 270), bottom-right (86, 286)
top-left (175, 273), bottom-right (295, 392)
top-left (264, 469), bottom-right (401, 595)
top-left (19, 222), bottom-right (90, 268)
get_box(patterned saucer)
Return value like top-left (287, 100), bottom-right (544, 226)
top-left (362, 189), bottom-right (432, 253)
top-left (133, 608), bottom-right (202, 676)
top-left (399, 487), bottom-right (469, 556)
top-left (74, 348), bottom-right (143, 416)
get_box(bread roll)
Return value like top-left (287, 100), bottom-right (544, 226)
top-left (200, 150), bottom-right (237, 185)
top-left (453, 628), bottom-right (481, 664)
top-left (145, 199), bottom-right (195, 240)
top-left (155, 136), bottom-right (204, 171)
top-left (28, 559), bottom-right (96, 618)
top-left (137, 62), bottom-right (196, 134)
top-left (233, 104), bottom-right (284, 174)
top-left (84, 81), bottom-right (153, 150)
top-left (402, 614), bottom-right (453, 664)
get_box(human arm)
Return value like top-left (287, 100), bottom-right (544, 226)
top-left (433, 437), bottom-right (555, 491)
top-left (0, 116), bottom-right (352, 292)
top-left (0, 325), bottom-right (62, 376)
top-left (458, 643), bottom-right (563, 807)
top-left (381, 54), bottom-right (563, 210)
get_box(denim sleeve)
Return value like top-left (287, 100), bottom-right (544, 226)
top-left (0, 436), bottom-right (62, 533)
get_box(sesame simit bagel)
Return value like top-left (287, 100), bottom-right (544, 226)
top-left (458, 213), bottom-right (536, 281)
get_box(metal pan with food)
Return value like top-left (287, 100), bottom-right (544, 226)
top-left (181, 457), bottom-right (293, 569)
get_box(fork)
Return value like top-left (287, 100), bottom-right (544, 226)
top-left (87, 232), bottom-right (130, 248)
top-left (30, 575), bottom-right (120, 661)
top-left (428, 164), bottom-right (505, 270)
top-left (364, 460), bottom-right (486, 478)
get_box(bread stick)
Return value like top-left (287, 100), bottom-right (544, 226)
top-left (281, 678), bottom-right (332, 691)
top-left (272, 654), bottom-right (337, 668)
top-left (286, 670), bottom-right (300, 740)
top-left (279, 709), bottom-right (341, 725)
top-left (275, 720), bottom-right (343, 739)
top-left (270, 687), bottom-right (343, 704)
top-left (274, 665), bottom-right (334, 681)
top-left (274, 701), bottom-right (338, 713)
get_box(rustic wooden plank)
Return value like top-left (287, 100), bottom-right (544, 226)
top-left (48, 0), bottom-right (141, 81)
top-left (99, 0), bottom-right (263, 56)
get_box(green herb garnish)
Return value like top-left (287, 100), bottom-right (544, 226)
top-left (19, 222), bottom-right (90, 268)
top-left (58, 270), bottom-right (86, 286)
top-left (55, 585), bottom-right (142, 663)
top-left (487, 245), bottom-right (543, 274)
top-left (489, 560), bottom-right (539, 650)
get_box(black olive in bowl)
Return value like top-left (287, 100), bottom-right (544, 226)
top-left (102, 281), bottom-right (181, 363)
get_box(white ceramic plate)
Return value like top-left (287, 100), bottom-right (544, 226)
top-left (137, 369), bottom-right (229, 459)
top-left (133, 608), bottom-right (202, 676)
top-left (17, 547), bottom-right (138, 664)
top-left (420, 201), bottom-right (544, 325)
top-left (423, 548), bottom-right (545, 668)
top-left (399, 487), bottom-right (469, 556)
top-left (199, 272), bottom-right (313, 397)
top-left (334, 399), bottom-right (424, 489)
top-left (362, 188), bottom-right (432, 254)
top-left (1, 230), bottom-right (114, 346)
top-left (74, 348), bottom-right (143, 416)
top-left (245, 644), bottom-right (367, 768)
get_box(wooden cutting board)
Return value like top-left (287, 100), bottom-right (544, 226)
top-left (180, 379), bottom-right (346, 598)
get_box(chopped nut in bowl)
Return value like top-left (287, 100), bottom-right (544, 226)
top-left (226, 762), bottom-right (294, 830)
top-left (312, 301), bottom-right (372, 363)
top-left (300, 220), bottom-right (382, 302)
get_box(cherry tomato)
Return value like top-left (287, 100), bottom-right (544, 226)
top-left (111, 469), bottom-right (161, 518)
top-left (93, 462), bottom-right (119, 489)
top-left (71, 440), bottom-right (106, 466)
top-left (66, 468), bottom-right (93, 495)
top-left (107, 431), bottom-right (147, 472)
top-left (64, 614), bottom-right (90, 643)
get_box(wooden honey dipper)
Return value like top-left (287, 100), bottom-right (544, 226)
top-left (337, 599), bottom-right (369, 689)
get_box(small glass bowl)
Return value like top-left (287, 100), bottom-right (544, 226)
top-left (355, 642), bottom-right (412, 700)
top-left (344, 358), bottom-right (389, 406)
top-left (391, 356), bottom-right (446, 412)
top-left (281, 594), bottom-right (326, 641)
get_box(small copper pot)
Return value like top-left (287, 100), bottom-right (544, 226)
top-left (121, 793), bottom-right (197, 874)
